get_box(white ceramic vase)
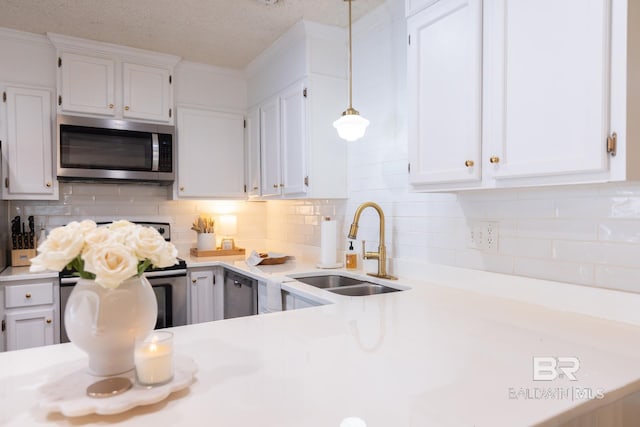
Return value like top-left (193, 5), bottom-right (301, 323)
top-left (197, 232), bottom-right (216, 251)
top-left (64, 275), bottom-right (158, 376)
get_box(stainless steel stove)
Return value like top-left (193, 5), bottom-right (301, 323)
top-left (59, 221), bottom-right (188, 343)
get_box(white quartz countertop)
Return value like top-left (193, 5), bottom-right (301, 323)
top-left (2, 256), bottom-right (640, 426)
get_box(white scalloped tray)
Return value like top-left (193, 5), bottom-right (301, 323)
top-left (38, 354), bottom-right (197, 417)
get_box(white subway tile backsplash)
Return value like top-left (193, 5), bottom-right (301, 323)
top-left (500, 237), bottom-right (552, 259)
top-left (514, 258), bottom-right (594, 286)
top-left (598, 220), bottom-right (640, 243)
top-left (517, 219), bottom-right (598, 241)
top-left (594, 265), bottom-right (640, 292)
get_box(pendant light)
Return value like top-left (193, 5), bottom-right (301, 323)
top-left (333, 0), bottom-right (370, 142)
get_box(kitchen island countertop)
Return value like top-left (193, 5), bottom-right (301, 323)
top-left (1, 258), bottom-right (640, 426)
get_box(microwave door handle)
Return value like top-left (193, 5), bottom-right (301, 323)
top-left (151, 134), bottom-right (159, 171)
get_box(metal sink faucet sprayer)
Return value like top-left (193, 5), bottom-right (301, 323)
top-left (347, 202), bottom-right (397, 280)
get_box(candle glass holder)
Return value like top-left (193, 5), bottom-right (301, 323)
top-left (134, 331), bottom-right (174, 386)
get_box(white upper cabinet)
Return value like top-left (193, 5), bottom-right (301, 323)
top-left (407, 0), bottom-right (482, 185)
top-left (1, 84), bottom-right (57, 200)
top-left (49, 33), bottom-right (179, 124)
top-left (260, 97), bottom-right (281, 197)
top-left (409, 0), bottom-right (640, 191)
top-left (176, 106), bottom-right (245, 198)
top-left (246, 21), bottom-right (348, 199)
top-left (483, 0), bottom-right (610, 181)
top-left (245, 107), bottom-right (261, 198)
top-left (122, 62), bottom-right (172, 122)
top-left (59, 52), bottom-right (115, 116)
top-left (280, 82), bottom-right (307, 196)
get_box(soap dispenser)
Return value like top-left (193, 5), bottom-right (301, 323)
top-left (346, 240), bottom-right (357, 270)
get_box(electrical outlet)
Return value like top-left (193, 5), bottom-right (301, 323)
top-left (467, 221), bottom-right (499, 253)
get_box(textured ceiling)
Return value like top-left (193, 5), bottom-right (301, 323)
top-left (0, 0), bottom-right (385, 68)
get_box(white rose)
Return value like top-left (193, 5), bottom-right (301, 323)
top-left (153, 241), bottom-right (179, 268)
top-left (78, 219), bottom-right (97, 235)
top-left (107, 220), bottom-right (136, 244)
top-left (126, 226), bottom-right (178, 268)
top-left (82, 243), bottom-right (139, 289)
top-left (84, 227), bottom-right (115, 248)
top-left (29, 222), bottom-right (86, 272)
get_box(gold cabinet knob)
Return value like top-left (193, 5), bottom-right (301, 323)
top-left (273, 184), bottom-right (278, 188)
top-left (192, 279), bottom-right (197, 283)
top-left (279, 183), bottom-right (284, 187)
top-left (45, 182), bottom-right (52, 188)
top-left (108, 103), bottom-right (114, 109)
top-left (253, 186), bottom-right (258, 190)
top-left (25, 293), bottom-right (31, 299)
top-left (46, 319), bottom-right (52, 324)
top-left (124, 106), bottom-right (130, 111)
top-left (489, 156), bottom-right (500, 164)
top-left (464, 160), bottom-right (474, 167)
top-left (180, 186), bottom-right (184, 191)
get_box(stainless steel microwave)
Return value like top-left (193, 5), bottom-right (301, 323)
top-left (57, 115), bottom-right (175, 183)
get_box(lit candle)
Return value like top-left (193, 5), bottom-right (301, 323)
top-left (134, 331), bottom-right (174, 386)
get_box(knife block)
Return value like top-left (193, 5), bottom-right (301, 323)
top-left (11, 249), bottom-right (36, 267)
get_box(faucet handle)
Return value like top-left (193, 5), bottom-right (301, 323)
top-left (361, 240), bottom-right (366, 258)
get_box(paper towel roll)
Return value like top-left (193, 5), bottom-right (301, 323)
top-left (319, 217), bottom-right (338, 267)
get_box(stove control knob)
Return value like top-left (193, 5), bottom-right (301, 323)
top-left (158, 227), bottom-right (165, 235)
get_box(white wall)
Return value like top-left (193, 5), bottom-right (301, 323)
top-left (265, 0), bottom-right (640, 294)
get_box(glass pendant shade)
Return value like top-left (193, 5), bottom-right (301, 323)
top-left (335, 0), bottom-right (368, 142)
top-left (333, 111), bottom-right (370, 142)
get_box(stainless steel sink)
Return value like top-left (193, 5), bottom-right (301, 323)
top-left (293, 275), bottom-right (364, 289)
top-left (291, 274), bottom-right (403, 296)
top-left (327, 283), bottom-right (400, 296)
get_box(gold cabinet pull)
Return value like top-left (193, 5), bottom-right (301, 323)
top-left (279, 183), bottom-right (284, 187)
top-left (253, 186), bottom-right (258, 190)
top-left (273, 184), bottom-right (278, 188)
top-left (46, 319), bottom-right (52, 324)
top-left (108, 103), bottom-right (114, 109)
top-left (464, 160), bottom-right (474, 167)
top-left (25, 293), bottom-right (31, 299)
top-left (45, 182), bottom-right (52, 188)
top-left (192, 279), bottom-right (197, 283)
top-left (179, 186), bottom-right (184, 191)
top-left (124, 106), bottom-right (130, 111)
top-left (489, 156), bottom-right (500, 164)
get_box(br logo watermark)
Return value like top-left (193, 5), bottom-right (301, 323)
top-left (507, 356), bottom-right (604, 401)
top-left (533, 356), bottom-right (580, 381)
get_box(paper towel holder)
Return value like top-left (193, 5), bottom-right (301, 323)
top-left (317, 216), bottom-right (343, 269)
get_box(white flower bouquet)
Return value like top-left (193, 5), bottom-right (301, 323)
top-left (30, 220), bottom-right (178, 289)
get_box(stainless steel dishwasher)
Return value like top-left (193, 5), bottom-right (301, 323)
top-left (223, 269), bottom-right (258, 319)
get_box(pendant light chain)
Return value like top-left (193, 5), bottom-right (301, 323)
top-left (347, 0), bottom-right (353, 110)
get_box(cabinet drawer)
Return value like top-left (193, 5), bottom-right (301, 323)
top-left (5, 282), bottom-right (54, 308)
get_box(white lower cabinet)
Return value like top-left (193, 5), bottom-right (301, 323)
top-left (281, 290), bottom-right (324, 311)
top-left (188, 268), bottom-right (223, 324)
top-left (2, 279), bottom-right (59, 352)
top-left (5, 307), bottom-right (55, 351)
top-left (176, 106), bottom-right (245, 198)
top-left (1, 84), bottom-right (58, 200)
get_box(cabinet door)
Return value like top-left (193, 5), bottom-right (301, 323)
top-left (280, 82), bottom-right (307, 196)
top-left (2, 86), bottom-right (56, 199)
top-left (123, 63), bottom-right (172, 122)
top-left (189, 270), bottom-right (215, 324)
top-left (260, 97), bottom-right (282, 197)
top-left (407, 0), bottom-right (483, 185)
top-left (246, 107), bottom-right (261, 197)
top-left (5, 306), bottom-right (55, 351)
top-left (177, 107), bottom-right (244, 198)
top-left (60, 52), bottom-right (115, 116)
top-left (484, 0), bottom-right (610, 179)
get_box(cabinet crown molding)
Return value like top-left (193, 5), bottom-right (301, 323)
top-left (47, 32), bottom-right (181, 67)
